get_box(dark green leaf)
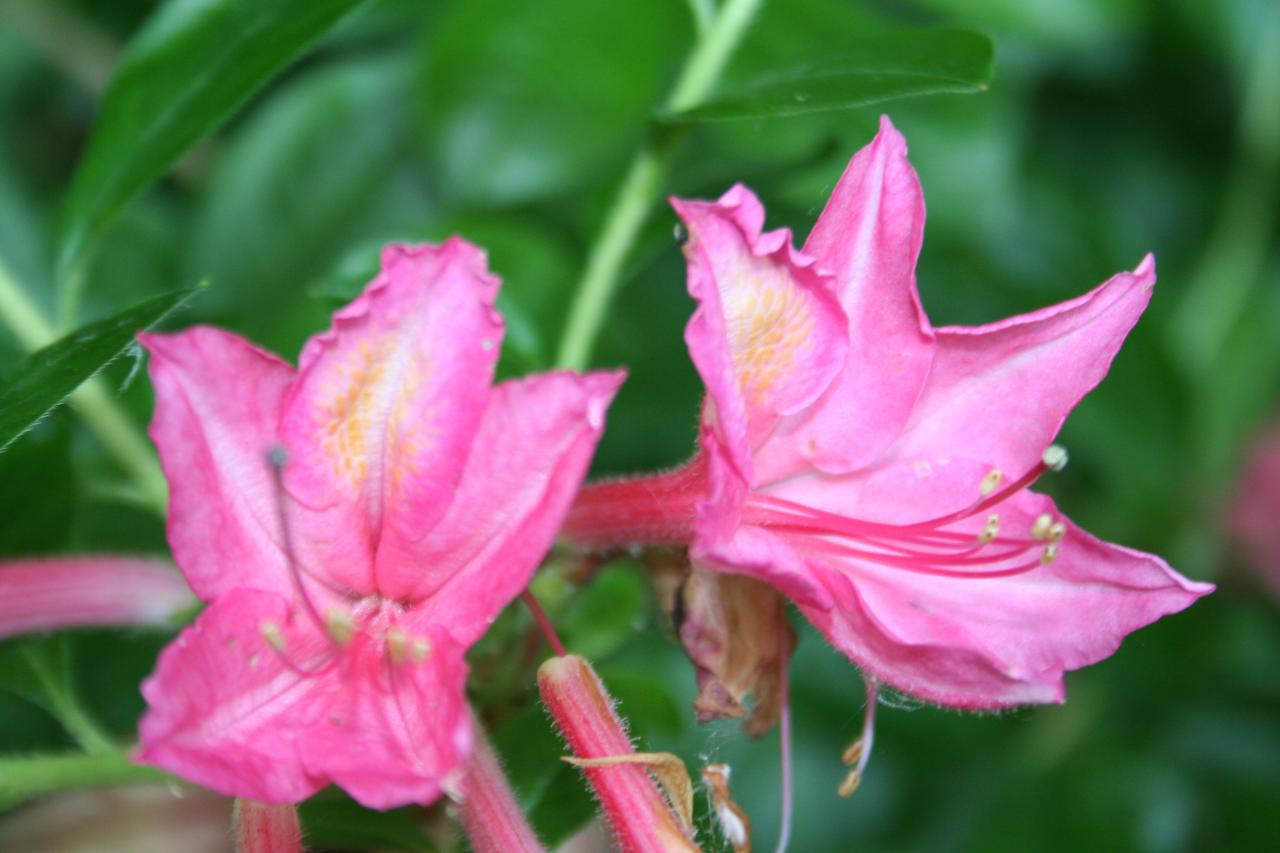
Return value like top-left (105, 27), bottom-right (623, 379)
top-left (418, 0), bottom-right (690, 205)
top-left (0, 415), bottom-right (74, 556)
top-left (661, 29), bottom-right (994, 122)
top-left (0, 287), bottom-right (199, 453)
top-left (299, 793), bottom-right (438, 853)
top-left (57, 0), bottom-right (368, 279)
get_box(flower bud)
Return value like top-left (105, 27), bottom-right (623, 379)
top-left (538, 654), bottom-right (700, 852)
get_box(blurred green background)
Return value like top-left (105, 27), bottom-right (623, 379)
top-left (1, 0), bottom-right (1278, 850)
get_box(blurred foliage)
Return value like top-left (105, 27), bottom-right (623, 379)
top-left (1, 0), bottom-right (1278, 851)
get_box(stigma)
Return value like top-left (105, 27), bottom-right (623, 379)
top-left (745, 446), bottom-right (1070, 581)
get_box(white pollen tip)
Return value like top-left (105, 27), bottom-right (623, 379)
top-left (1048, 522), bottom-right (1066, 543)
top-left (1040, 543), bottom-right (1060, 565)
top-left (979, 469), bottom-right (1004, 497)
top-left (411, 638), bottom-right (431, 664)
top-left (260, 620), bottom-right (286, 652)
top-left (1031, 513), bottom-right (1054, 540)
top-left (1042, 445), bottom-right (1069, 472)
top-left (978, 513), bottom-right (1000, 544)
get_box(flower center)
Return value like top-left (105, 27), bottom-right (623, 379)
top-left (743, 446), bottom-right (1069, 580)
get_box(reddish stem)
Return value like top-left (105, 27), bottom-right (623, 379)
top-left (561, 457), bottom-right (706, 550)
top-left (460, 717), bottom-right (546, 853)
top-left (522, 591), bottom-right (567, 657)
top-left (233, 800), bottom-right (302, 853)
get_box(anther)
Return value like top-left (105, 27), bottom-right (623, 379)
top-left (837, 768), bottom-right (861, 798)
top-left (841, 739), bottom-right (864, 766)
top-left (386, 626), bottom-right (409, 663)
top-left (978, 513), bottom-right (1000, 545)
top-left (1042, 444), bottom-right (1068, 472)
top-left (410, 637), bottom-right (431, 664)
top-left (979, 469), bottom-right (1004, 497)
top-left (260, 620), bottom-right (286, 652)
top-left (326, 608), bottom-right (355, 646)
top-left (1047, 522), bottom-right (1066, 543)
top-left (1031, 513), bottom-right (1054, 540)
top-left (1040, 543), bottom-right (1060, 565)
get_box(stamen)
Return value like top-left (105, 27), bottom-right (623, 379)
top-left (326, 608), bottom-right (355, 646)
top-left (838, 676), bottom-right (878, 798)
top-left (1040, 544), bottom-right (1060, 565)
top-left (410, 637), bottom-right (431, 664)
top-left (979, 469), bottom-right (1004, 497)
top-left (1042, 444), bottom-right (1069, 471)
top-left (267, 448), bottom-right (342, 649)
top-left (260, 620), bottom-right (286, 652)
top-left (1031, 513), bottom-right (1054, 540)
top-left (1047, 522), bottom-right (1066, 543)
top-left (978, 514), bottom-right (1000, 545)
top-left (386, 626), bottom-right (410, 663)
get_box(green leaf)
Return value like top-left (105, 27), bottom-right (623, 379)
top-left (661, 28), bottom-right (994, 122)
top-left (0, 416), bottom-right (74, 557)
top-left (298, 793), bottom-right (438, 852)
top-left (0, 287), bottom-right (199, 454)
top-left (57, 0), bottom-right (368, 279)
top-left (418, 0), bottom-right (691, 205)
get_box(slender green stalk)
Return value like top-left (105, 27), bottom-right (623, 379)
top-left (0, 751), bottom-right (172, 808)
top-left (0, 258), bottom-right (167, 515)
top-left (555, 0), bottom-right (764, 371)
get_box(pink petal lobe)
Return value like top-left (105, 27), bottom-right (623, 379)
top-left (0, 557), bottom-right (194, 640)
top-left (136, 589), bottom-right (333, 804)
top-left (674, 185), bottom-right (848, 484)
top-left (140, 328), bottom-right (296, 601)
top-left (279, 240), bottom-right (503, 595)
top-left (387, 370), bottom-right (625, 642)
top-left (886, 256), bottom-right (1157, 476)
top-left (762, 115), bottom-right (935, 479)
top-left (298, 623), bottom-right (472, 810)
top-left (780, 458), bottom-right (1211, 708)
top-left (693, 430), bottom-right (831, 611)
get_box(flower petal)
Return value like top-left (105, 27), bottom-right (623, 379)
top-left (279, 240), bottom-right (503, 595)
top-left (693, 430), bottom-right (832, 610)
top-left (384, 370), bottom-right (625, 641)
top-left (298, 625), bottom-right (472, 810)
top-left (885, 255), bottom-right (1157, 477)
top-left (788, 460), bottom-right (1212, 708)
top-left (674, 186), bottom-right (848, 484)
top-left (758, 115), bottom-right (935, 480)
top-left (140, 328), bottom-right (295, 601)
top-left (0, 557), bottom-right (194, 641)
top-left (136, 589), bottom-right (333, 803)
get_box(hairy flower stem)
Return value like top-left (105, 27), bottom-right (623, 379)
top-left (460, 719), bottom-right (546, 853)
top-left (233, 799), bottom-right (303, 853)
top-left (555, 0), bottom-right (764, 370)
top-left (0, 258), bottom-right (168, 514)
top-left (539, 655), bottom-right (700, 852)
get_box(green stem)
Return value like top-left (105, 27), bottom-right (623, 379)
top-left (0, 751), bottom-right (173, 807)
top-left (0, 258), bottom-right (167, 515)
top-left (554, 0), bottom-right (764, 371)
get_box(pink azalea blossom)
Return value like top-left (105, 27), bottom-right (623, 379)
top-left (135, 239), bottom-right (623, 808)
top-left (1230, 421), bottom-right (1280, 600)
top-left (565, 117), bottom-right (1211, 709)
top-left (0, 557), bottom-right (194, 641)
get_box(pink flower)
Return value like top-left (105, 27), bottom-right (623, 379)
top-left (0, 557), bottom-right (194, 641)
top-left (565, 117), bottom-right (1211, 710)
top-left (1230, 421), bottom-right (1280, 600)
top-left (135, 240), bottom-right (623, 808)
